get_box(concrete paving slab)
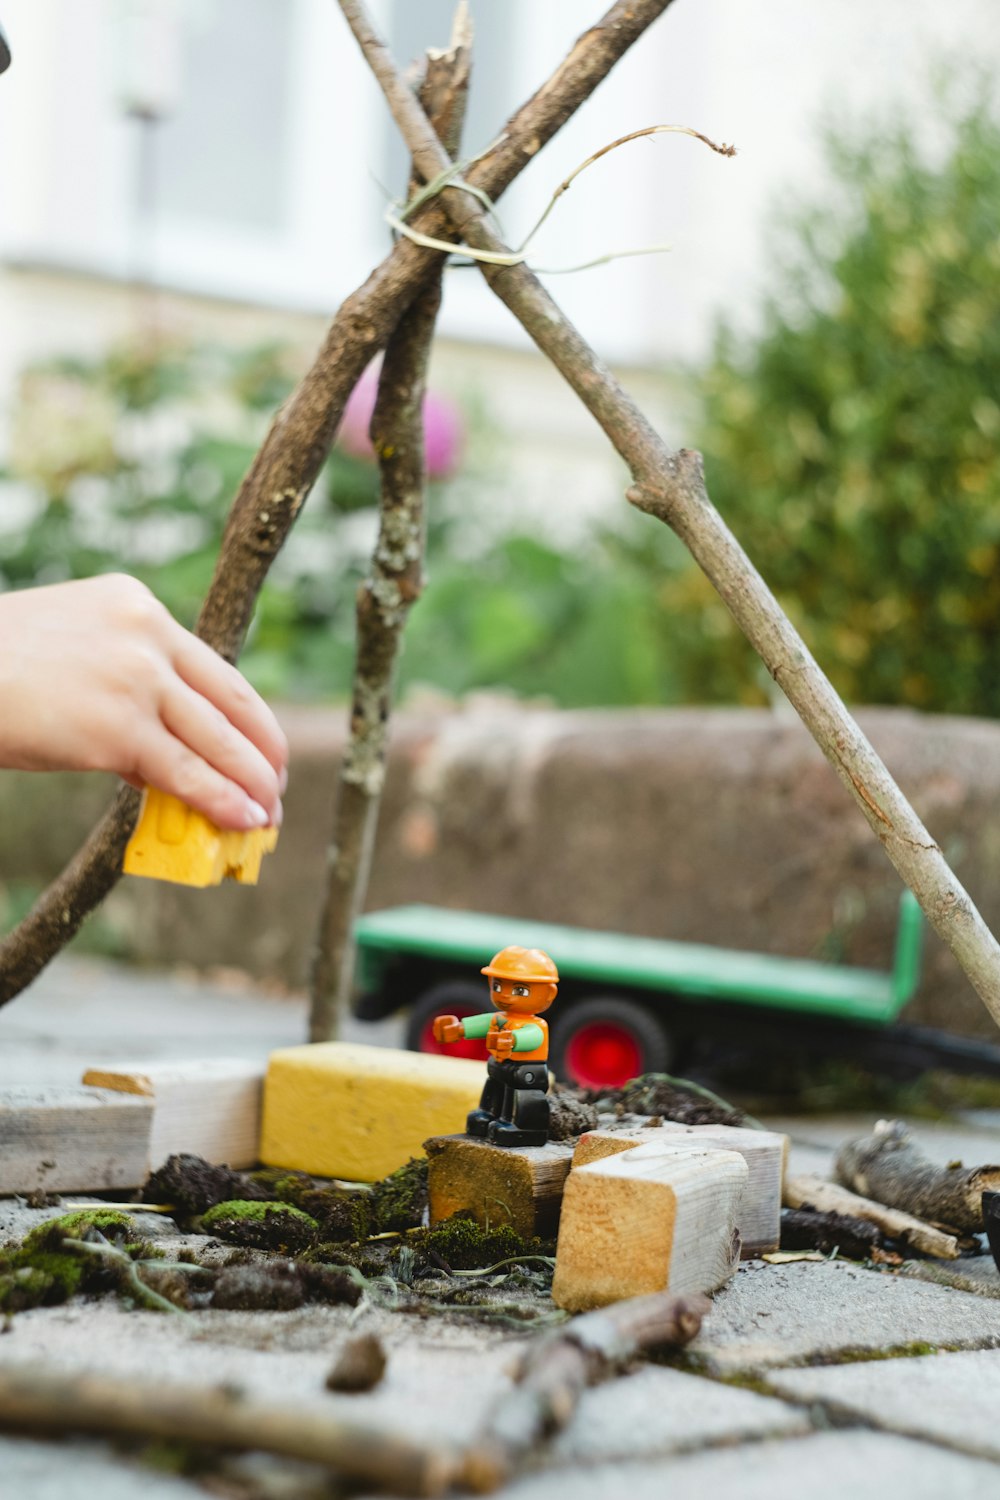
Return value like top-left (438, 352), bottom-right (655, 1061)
top-left (363, 1431), bottom-right (1000, 1500)
top-left (0, 1194), bottom-right (178, 1246)
top-left (767, 1347), bottom-right (1000, 1464)
top-left (900, 1255), bottom-right (1000, 1300)
top-left (0, 1436), bottom-right (210, 1500)
top-left (686, 1258), bottom-right (1000, 1375)
top-left (547, 1363), bottom-right (810, 1463)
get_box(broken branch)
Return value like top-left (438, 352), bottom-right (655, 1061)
top-left (835, 1119), bottom-right (1000, 1234)
top-left (783, 1172), bottom-right (960, 1258)
top-left (466, 1289), bottom-right (709, 1487)
top-left (0, 1363), bottom-right (459, 1496)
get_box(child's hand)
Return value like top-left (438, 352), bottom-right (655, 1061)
top-left (0, 576), bottom-right (287, 831)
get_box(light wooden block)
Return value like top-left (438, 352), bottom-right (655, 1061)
top-left (425, 1135), bottom-right (575, 1238)
top-left (260, 1043), bottom-right (487, 1183)
top-left (573, 1122), bottom-right (787, 1256)
top-left (552, 1140), bottom-right (748, 1312)
top-left (82, 1059), bottom-right (264, 1171)
top-left (0, 1087), bottom-right (152, 1193)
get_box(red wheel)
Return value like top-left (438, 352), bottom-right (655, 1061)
top-left (551, 997), bottom-right (671, 1089)
top-left (406, 982), bottom-right (490, 1062)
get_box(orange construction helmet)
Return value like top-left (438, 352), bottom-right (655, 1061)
top-left (481, 945), bottom-right (559, 984)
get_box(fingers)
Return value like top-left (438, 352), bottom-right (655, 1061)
top-left (132, 727), bottom-right (276, 832)
top-left (160, 681), bottom-right (283, 825)
top-left (169, 628), bottom-right (288, 780)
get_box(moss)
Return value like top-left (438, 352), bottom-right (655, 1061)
top-left (21, 1208), bottom-right (141, 1253)
top-left (0, 1208), bottom-right (157, 1315)
top-left (199, 1199), bottom-right (319, 1254)
top-left (370, 1158), bottom-right (428, 1234)
top-left (419, 1213), bottom-right (549, 1271)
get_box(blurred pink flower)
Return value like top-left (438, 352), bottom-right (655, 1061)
top-left (337, 370), bottom-right (462, 479)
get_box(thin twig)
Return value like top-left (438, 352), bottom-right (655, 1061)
top-left (309, 21), bottom-right (471, 1040)
top-left (62, 1236), bottom-right (191, 1318)
top-left (340, 0), bottom-right (1000, 1031)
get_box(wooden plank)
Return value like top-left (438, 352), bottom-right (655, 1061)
top-left (573, 1123), bottom-right (787, 1256)
top-left (552, 1141), bottom-right (748, 1312)
top-left (0, 1087), bottom-right (151, 1193)
top-left (425, 1135), bottom-right (575, 1238)
top-left (82, 1058), bottom-right (265, 1171)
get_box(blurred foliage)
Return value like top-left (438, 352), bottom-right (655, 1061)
top-left (3, 93), bottom-right (997, 714)
top-left (648, 90), bottom-right (1000, 714)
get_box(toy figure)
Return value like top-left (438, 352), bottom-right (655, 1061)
top-left (432, 945), bottom-right (559, 1147)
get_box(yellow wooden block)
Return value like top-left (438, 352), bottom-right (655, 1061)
top-left (260, 1043), bottom-right (487, 1183)
top-left (123, 788), bottom-right (278, 887)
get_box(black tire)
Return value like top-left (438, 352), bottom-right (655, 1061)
top-left (405, 981), bottom-right (489, 1055)
top-left (549, 995), bottom-right (672, 1089)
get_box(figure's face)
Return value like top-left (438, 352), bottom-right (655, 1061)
top-left (487, 976), bottom-right (556, 1016)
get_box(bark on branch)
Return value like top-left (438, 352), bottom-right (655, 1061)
top-left (783, 1172), bottom-right (960, 1258)
top-left (0, 0), bottom-right (675, 1007)
top-left (0, 1363), bottom-right (460, 1496)
top-left (308, 22), bottom-right (471, 1040)
top-left (340, 0), bottom-right (1000, 1032)
top-left (467, 1290), bottom-right (709, 1488)
top-left (835, 1119), bottom-right (1000, 1234)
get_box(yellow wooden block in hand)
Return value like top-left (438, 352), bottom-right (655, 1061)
top-left (260, 1043), bottom-right (487, 1183)
top-left (123, 788), bottom-right (278, 887)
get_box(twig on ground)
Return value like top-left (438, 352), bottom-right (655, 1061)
top-left (835, 1119), bottom-right (1000, 1234)
top-left (783, 1172), bottom-right (960, 1258)
top-left (0, 1364), bottom-right (462, 1496)
top-left (464, 1289), bottom-right (709, 1489)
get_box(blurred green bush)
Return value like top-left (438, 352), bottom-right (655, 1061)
top-left (653, 91), bottom-right (1000, 713)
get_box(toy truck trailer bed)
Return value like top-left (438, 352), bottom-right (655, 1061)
top-left (351, 892), bottom-right (1000, 1089)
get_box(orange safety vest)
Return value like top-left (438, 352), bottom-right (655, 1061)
top-left (491, 1012), bottom-right (548, 1063)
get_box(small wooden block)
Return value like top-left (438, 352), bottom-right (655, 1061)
top-left (260, 1043), bottom-right (487, 1183)
top-left (425, 1135), bottom-right (576, 1239)
top-left (82, 1059), bottom-right (264, 1171)
top-left (123, 788), bottom-right (278, 887)
top-left (573, 1123), bottom-right (787, 1256)
top-left (552, 1140), bottom-right (748, 1312)
top-left (0, 1087), bottom-right (152, 1194)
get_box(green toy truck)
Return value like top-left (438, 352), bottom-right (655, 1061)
top-left (350, 891), bottom-right (1000, 1089)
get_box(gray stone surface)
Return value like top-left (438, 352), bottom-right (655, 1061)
top-left (0, 1194), bottom-right (177, 1246)
top-left (900, 1255), bottom-right (1000, 1299)
top-left (364, 1432), bottom-right (1000, 1500)
top-left (686, 1258), bottom-right (1000, 1375)
top-left (547, 1364), bottom-right (809, 1463)
top-left (767, 1348), bottom-right (1000, 1464)
top-left (0, 1437), bottom-right (209, 1500)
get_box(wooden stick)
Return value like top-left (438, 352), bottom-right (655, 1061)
top-left (0, 1364), bottom-right (459, 1498)
top-left (309, 19), bottom-right (470, 1041)
top-left (783, 1172), bottom-right (959, 1259)
top-left (465, 1290), bottom-right (708, 1488)
top-left (835, 1119), bottom-right (1000, 1234)
top-left (0, 0), bottom-right (675, 1007)
top-left (337, 0), bottom-right (1000, 1033)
